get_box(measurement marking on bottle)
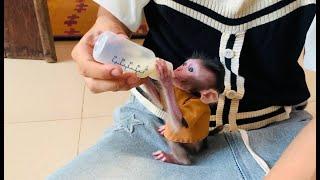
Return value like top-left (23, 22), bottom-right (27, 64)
top-left (111, 56), bottom-right (149, 74)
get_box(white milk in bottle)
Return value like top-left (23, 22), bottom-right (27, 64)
top-left (93, 31), bottom-right (173, 80)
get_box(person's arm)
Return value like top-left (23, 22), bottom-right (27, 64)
top-left (265, 118), bottom-right (316, 179)
top-left (96, 7), bottom-right (132, 37)
top-left (303, 16), bottom-right (316, 72)
top-left (72, 0), bottom-right (149, 93)
top-left (266, 14), bottom-right (316, 179)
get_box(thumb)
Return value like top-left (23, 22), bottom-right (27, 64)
top-left (117, 33), bottom-right (129, 39)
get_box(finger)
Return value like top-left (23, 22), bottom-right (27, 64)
top-left (158, 63), bottom-right (164, 77)
top-left (155, 152), bottom-right (164, 158)
top-left (159, 59), bottom-right (165, 65)
top-left (161, 60), bottom-right (167, 75)
top-left (157, 58), bottom-right (164, 62)
top-left (91, 30), bottom-right (104, 45)
top-left (168, 67), bottom-right (172, 77)
top-left (155, 154), bottom-right (164, 160)
top-left (84, 77), bottom-right (126, 93)
top-left (84, 30), bottom-right (103, 47)
top-left (155, 63), bottom-right (161, 76)
top-left (84, 77), bottom-right (131, 93)
top-left (125, 73), bottom-right (140, 85)
top-left (72, 41), bottom-right (124, 80)
top-left (117, 33), bottom-right (129, 39)
top-left (156, 63), bottom-right (162, 78)
top-left (128, 81), bottom-right (143, 89)
top-left (161, 157), bottom-right (167, 162)
top-left (80, 61), bottom-right (124, 80)
top-left (162, 61), bottom-right (169, 75)
top-left (155, 153), bottom-right (164, 160)
top-left (152, 151), bottom-right (162, 156)
top-left (139, 78), bottom-right (149, 84)
top-left (156, 59), bottom-right (163, 65)
top-left (122, 72), bottom-right (144, 89)
top-left (162, 63), bottom-right (168, 79)
top-left (159, 59), bottom-right (166, 66)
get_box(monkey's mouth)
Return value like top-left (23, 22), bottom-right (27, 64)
top-left (172, 76), bottom-right (179, 82)
top-left (173, 76), bottom-right (187, 84)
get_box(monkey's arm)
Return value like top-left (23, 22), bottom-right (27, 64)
top-left (142, 78), bottom-right (163, 108)
top-left (155, 59), bottom-right (185, 132)
top-left (161, 85), bottom-right (185, 132)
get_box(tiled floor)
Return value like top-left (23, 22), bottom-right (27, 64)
top-left (4, 40), bottom-right (315, 180)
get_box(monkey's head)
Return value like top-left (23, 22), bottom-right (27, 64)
top-left (173, 52), bottom-right (225, 104)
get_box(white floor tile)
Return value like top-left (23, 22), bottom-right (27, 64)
top-left (82, 87), bottom-right (130, 118)
top-left (4, 119), bottom-right (81, 180)
top-left (4, 59), bottom-right (85, 123)
top-left (78, 116), bottom-right (114, 153)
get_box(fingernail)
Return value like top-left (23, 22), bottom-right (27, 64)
top-left (111, 68), bottom-right (121, 76)
top-left (127, 76), bottom-right (139, 84)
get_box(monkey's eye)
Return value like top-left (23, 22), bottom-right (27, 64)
top-left (188, 67), bottom-right (194, 72)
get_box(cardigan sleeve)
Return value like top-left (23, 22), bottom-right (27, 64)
top-left (92, 0), bottom-right (150, 32)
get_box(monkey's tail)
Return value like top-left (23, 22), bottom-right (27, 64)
top-left (202, 125), bottom-right (224, 150)
top-left (208, 125), bottom-right (224, 136)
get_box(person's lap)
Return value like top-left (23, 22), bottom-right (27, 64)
top-left (47, 95), bottom-right (311, 180)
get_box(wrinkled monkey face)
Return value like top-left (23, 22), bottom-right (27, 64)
top-left (173, 59), bottom-right (215, 92)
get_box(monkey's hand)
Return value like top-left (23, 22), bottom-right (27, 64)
top-left (156, 58), bottom-right (173, 88)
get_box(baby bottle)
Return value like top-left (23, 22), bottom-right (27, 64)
top-left (93, 31), bottom-right (173, 80)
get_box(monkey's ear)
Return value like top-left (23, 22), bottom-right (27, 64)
top-left (200, 89), bottom-right (219, 104)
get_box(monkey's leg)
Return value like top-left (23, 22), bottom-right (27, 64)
top-left (152, 141), bottom-right (191, 165)
top-left (182, 141), bottom-right (204, 155)
top-left (152, 150), bottom-right (181, 164)
top-left (168, 141), bottom-right (192, 165)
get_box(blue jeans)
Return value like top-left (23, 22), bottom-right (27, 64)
top-left (47, 95), bottom-right (311, 180)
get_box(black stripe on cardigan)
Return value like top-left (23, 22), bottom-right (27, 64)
top-left (236, 107), bottom-right (286, 125)
top-left (225, 34), bottom-right (237, 91)
top-left (172, 0), bottom-right (296, 25)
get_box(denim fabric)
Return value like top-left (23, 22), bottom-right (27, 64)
top-left (47, 95), bottom-right (311, 180)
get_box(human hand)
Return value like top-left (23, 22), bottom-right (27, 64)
top-left (155, 58), bottom-right (173, 88)
top-left (71, 29), bottom-right (143, 93)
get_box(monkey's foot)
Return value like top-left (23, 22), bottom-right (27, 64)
top-left (152, 150), bottom-right (181, 165)
top-left (157, 125), bottom-right (166, 136)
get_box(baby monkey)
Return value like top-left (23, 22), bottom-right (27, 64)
top-left (143, 52), bottom-right (225, 165)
